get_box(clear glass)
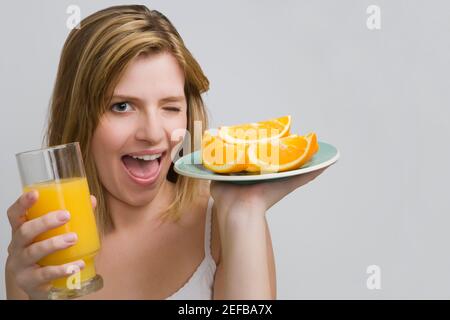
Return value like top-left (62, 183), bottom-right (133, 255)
top-left (16, 142), bottom-right (103, 299)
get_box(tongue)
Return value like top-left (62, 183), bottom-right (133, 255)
top-left (122, 155), bottom-right (159, 179)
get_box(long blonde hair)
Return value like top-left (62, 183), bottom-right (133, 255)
top-left (44, 5), bottom-right (210, 234)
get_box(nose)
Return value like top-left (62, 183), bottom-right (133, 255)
top-left (134, 108), bottom-right (165, 144)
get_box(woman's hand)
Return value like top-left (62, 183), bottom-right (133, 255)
top-left (209, 165), bottom-right (334, 299)
top-left (5, 191), bottom-right (97, 300)
top-left (210, 164), bottom-right (334, 215)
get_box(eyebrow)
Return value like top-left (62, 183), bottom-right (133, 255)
top-left (111, 94), bottom-right (186, 104)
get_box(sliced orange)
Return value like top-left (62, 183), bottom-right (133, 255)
top-left (244, 146), bottom-right (262, 172)
top-left (218, 115), bottom-right (291, 144)
top-left (304, 132), bottom-right (319, 162)
top-left (201, 131), bottom-right (246, 173)
top-left (201, 117), bottom-right (320, 174)
top-left (245, 163), bottom-right (261, 173)
top-left (247, 133), bottom-right (318, 173)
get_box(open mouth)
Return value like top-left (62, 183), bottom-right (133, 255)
top-left (121, 151), bottom-right (165, 182)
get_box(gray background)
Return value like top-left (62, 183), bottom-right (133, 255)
top-left (1, 0), bottom-right (449, 299)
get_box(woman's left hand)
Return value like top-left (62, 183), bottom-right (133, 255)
top-left (209, 164), bottom-right (334, 299)
top-left (210, 164), bottom-right (334, 214)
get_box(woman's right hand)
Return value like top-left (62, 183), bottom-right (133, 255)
top-left (5, 190), bottom-right (96, 300)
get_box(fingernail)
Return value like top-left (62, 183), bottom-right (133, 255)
top-left (27, 190), bottom-right (37, 201)
top-left (63, 233), bottom-right (77, 243)
top-left (57, 211), bottom-right (70, 221)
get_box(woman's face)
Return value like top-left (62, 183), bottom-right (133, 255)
top-left (91, 52), bottom-right (187, 207)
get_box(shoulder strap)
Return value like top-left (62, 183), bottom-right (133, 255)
top-left (203, 197), bottom-right (214, 257)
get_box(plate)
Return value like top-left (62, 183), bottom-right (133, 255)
top-left (174, 141), bottom-right (340, 184)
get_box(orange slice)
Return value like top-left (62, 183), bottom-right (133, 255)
top-left (218, 115), bottom-right (291, 144)
top-left (201, 131), bottom-right (246, 173)
top-left (304, 132), bottom-right (319, 161)
top-left (247, 133), bottom-right (318, 173)
top-left (245, 164), bottom-right (261, 173)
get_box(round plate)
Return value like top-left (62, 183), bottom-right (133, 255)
top-left (174, 141), bottom-right (340, 184)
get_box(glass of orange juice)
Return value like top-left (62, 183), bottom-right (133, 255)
top-left (15, 142), bottom-right (103, 299)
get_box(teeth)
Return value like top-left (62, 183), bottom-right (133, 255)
top-left (131, 153), bottom-right (162, 161)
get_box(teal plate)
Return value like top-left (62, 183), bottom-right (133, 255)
top-left (174, 141), bottom-right (340, 185)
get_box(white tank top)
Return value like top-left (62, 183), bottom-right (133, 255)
top-left (165, 197), bottom-right (216, 300)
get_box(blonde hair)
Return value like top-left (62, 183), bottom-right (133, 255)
top-left (44, 5), bottom-right (210, 234)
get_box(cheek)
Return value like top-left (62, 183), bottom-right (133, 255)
top-left (91, 117), bottom-right (132, 174)
top-left (92, 116), bottom-right (132, 152)
top-left (165, 115), bottom-right (188, 148)
top-left (91, 117), bottom-right (134, 192)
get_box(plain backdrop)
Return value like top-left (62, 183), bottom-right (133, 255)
top-left (1, 0), bottom-right (450, 299)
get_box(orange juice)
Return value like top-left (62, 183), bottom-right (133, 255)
top-left (24, 177), bottom-right (101, 289)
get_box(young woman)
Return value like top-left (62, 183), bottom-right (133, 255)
top-left (5, 5), bottom-right (329, 300)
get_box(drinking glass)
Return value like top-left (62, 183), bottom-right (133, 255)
top-left (16, 142), bottom-right (103, 299)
